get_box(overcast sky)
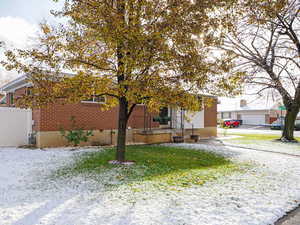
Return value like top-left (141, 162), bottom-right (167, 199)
top-left (0, 1), bottom-right (274, 107)
top-left (0, 0), bottom-right (63, 23)
top-left (0, 0), bottom-right (64, 84)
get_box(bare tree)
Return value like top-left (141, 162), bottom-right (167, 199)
top-left (222, 0), bottom-right (300, 141)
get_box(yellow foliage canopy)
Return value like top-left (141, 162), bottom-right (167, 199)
top-left (2, 0), bottom-right (241, 113)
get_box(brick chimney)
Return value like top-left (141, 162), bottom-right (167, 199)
top-left (240, 99), bottom-right (247, 107)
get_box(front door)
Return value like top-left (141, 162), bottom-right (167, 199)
top-left (159, 107), bottom-right (169, 125)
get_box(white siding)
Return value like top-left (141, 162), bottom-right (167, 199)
top-left (241, 114), bottom-right (266, 125)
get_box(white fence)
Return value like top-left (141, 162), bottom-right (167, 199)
top-left (0, 107), bottom-right (32, 147)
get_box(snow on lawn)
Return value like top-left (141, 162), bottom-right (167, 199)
top-left (1, 144), bottom-right (300, 225)
top-left (222, 138), bottom-right (300, 156)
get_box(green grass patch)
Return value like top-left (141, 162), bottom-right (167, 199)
top-left (53, 145), bottom-right (240, 189)
top-left (232, 134), bottom-right (282, 141)
top-left (230, 134), bottom-right (300, 142)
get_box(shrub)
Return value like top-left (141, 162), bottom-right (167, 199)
top-left (60, 116), bottom-right (93, 147)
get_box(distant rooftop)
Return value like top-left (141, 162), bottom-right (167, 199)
top-left (218, 96), bottom-right (280, 112)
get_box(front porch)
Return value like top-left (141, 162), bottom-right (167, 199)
top-left (133, 127), bottom-right (217, 145)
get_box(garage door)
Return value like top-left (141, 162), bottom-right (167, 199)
top-left (241, 114), bottom-right (266, 125)
top-left (0, 107), bottom-right (32, 146)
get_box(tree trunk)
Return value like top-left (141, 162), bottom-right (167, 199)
top-left (281, 107), bottom-right (299, 142)
top-left (115, 0), bottom-right (129, 162)
top-left (116, 97), bottom-right (128, 162)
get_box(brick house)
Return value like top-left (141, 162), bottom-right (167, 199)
top-left (1, 74), bottom-right (217, 148)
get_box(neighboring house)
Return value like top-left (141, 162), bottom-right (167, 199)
top-left (0, 74), bottom-right (218, 148)
top-left (218, 97), bottom-right (285, 125)
top-left (0, 94), bottom-right (6, 106)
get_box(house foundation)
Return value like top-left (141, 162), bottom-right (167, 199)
top-left (35, 127), bottom-right (217, 148)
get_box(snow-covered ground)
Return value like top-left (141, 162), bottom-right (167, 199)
top-left (221, 138), bottom-right (300, 156)
top-left (217, 127), bottom-right (300, 137)
top-left (1, 144), bottom-right (300, 225)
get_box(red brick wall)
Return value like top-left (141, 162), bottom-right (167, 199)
top-left (15, 87), bottom-right (26, 98)
top-left (204, 99), bottom-right (217, 127)
top-left (10, 87), bottom-right (214, 132)
top-left (38, 103), bottom-right (117, 131)
top-left (36, 103), bottom-right (159, 132)
top-left (128, 105), bottom-right (159, 129)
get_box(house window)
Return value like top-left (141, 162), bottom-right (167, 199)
top-left (82, 95), bottom-right (106, 104)
top-left (26, 87), bottom-right (33, 96)
top-left (9, 93), bottom-right (14, 105)
top-left (159, 107), bottom-right (169, 118)
top-left (153, 107), bottom-right (171, 125)
top-left (221, 112), bottom-right (231, 119)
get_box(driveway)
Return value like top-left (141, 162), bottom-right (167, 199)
top-left (275, 207), bottom-right (300, 225)
top-left (1, 145), bottom-right (300, 225)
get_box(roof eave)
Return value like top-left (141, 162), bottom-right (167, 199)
top-left (0, 75), bottom-right (29, 92)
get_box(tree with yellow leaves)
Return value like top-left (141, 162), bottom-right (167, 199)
top-left (3, 0), bottom-right (240, 162)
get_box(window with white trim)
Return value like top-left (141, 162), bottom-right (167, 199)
top-left (82, 95), bottom-right (106, 104)
top-left (221, 112), bottom-right (231, 119)
top-left (26, 87), bottom-right (33, 96)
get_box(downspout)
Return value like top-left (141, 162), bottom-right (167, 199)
top-left (144, 105), bottom-right (146, 132)
top-left (170, 106), bottom-right (173, 129)
top-left (181, 108), bottom-right (184, 138)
